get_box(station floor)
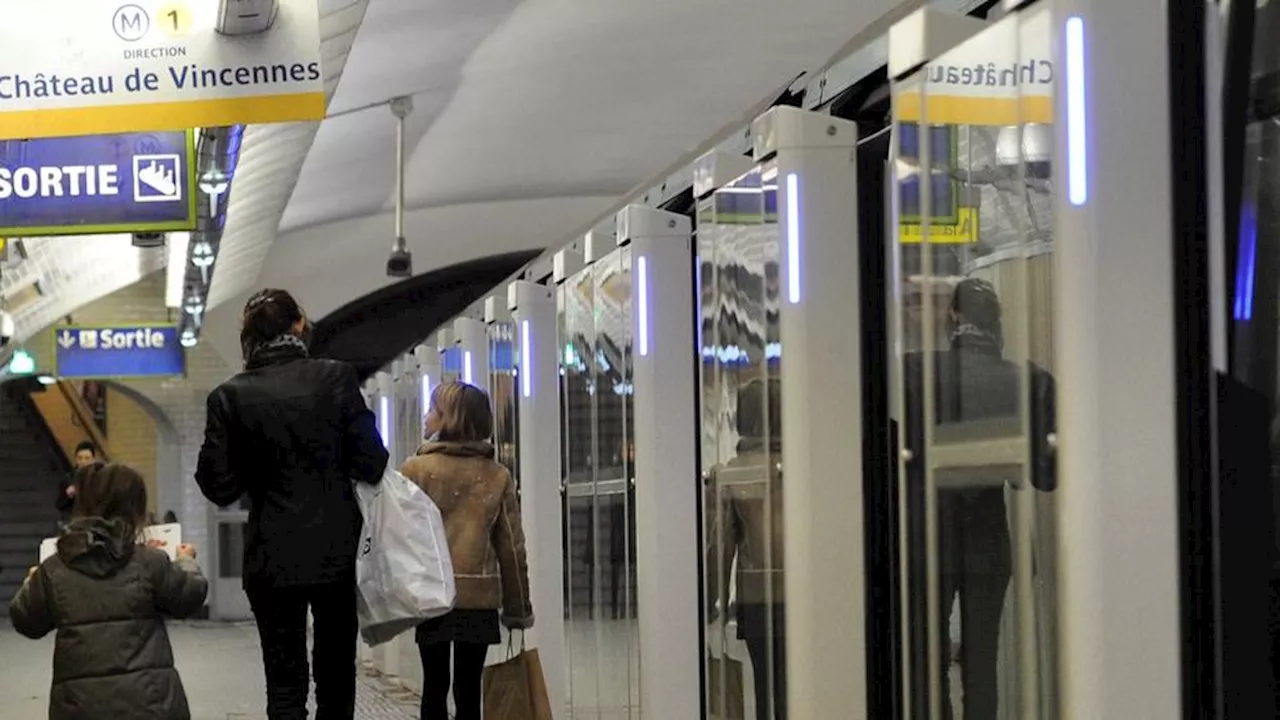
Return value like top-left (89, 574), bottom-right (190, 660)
top-left (0, 621), bottom-right (420, 720)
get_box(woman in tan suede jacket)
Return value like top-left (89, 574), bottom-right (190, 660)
top-left (400, 381), bottom-right (533, 720)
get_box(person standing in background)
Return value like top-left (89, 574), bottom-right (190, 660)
top-left (55, 441), bottom-right (100, 526)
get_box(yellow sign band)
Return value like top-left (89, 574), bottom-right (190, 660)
top-left (0, 92), bottom-right (326, 140)
top-left (896, 94), bottom-right (1054, 126)
top-left (899, 207), bottom-right (980, 245)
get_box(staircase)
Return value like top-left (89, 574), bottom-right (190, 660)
top-left (0, 382), bottom-right (68, 603)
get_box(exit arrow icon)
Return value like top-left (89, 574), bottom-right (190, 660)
top-left (57, 330), bottom-right (75, 349)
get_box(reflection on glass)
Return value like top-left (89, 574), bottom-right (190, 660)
top-left (1234, 0), bottom-right (1280, 705)
top-left (490, 324), bottom-right (520, 488)
top-left (890, 8), bottom-right (1059, 720)
top-left (700, 165), bottom-right (787, 720)
top-left (441, 346), bottom-right (464, 385)
top-left (560, 247), bottom-right (640, 718)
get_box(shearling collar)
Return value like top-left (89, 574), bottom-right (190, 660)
top-left (414, 440), bottom-right (495, 459)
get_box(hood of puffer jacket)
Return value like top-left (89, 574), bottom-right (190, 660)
top-left (56, 517), bottom-right (137, 579)
top-left (414, 440), bottom-right (496, 459)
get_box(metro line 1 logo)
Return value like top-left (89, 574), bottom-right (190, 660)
top-left (113, 4), bottom-right (151, 42)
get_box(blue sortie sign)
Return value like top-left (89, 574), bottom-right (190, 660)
top-left (53, 325), bottom-right (185, 379)
top-left (0, 131), bottom-right (195, 237)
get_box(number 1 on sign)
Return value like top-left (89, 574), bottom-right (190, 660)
top-left (157, 1), bottom-right (191, 38)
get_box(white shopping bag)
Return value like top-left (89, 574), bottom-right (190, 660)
top-left (355, 468), bottom-right (456, 646)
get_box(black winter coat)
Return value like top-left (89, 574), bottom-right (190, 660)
top-left (195, 348), bottom-right (388, 588)
top-left (902, 345), bottom-right (1057, 579)
top-left (8, 517), bottom-right (209, 720)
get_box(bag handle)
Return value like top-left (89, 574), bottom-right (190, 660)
top-left (505, 628), bottom-right (528, 658)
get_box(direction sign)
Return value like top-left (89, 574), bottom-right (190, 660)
top-left (53, 325), bottom-right (185, 379)
top-left (0, 131), bottom-right (196, 237)
top-left (1, 0), bottom-right (325, 140)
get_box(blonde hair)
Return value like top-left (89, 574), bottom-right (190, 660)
top-left (430, 382), bottom-right (493, 442)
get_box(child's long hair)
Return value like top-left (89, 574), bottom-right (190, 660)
top-left (71, 463), bottom-right (149, 541)
top-left (430, 381), bottom-right (494, 443)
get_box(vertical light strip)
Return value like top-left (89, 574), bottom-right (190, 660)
top-left (378, 396), bottom-right (391, 449)
top-left (786, 173), bottom-right (801, 303)
top-left (637, 255), bottom-right (650, 356)
top-left (1066, 16), bottom-right (1088, 206)
top-left (521, 319), bottom-right (533, 397)
top-left (421, 373), bottom-right (432, 412)
top-left (694, 257), bottom-right (704, 354)
top-left (463, 350), bottom-right (473, 384)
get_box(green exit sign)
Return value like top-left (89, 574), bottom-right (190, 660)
top-left (8, 349), bottom-right (36, 375)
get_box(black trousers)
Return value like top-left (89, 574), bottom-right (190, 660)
top-left (938, 566), bottom-right (1009, 720)
top-left (245, 580), bottom-right (359, 720)
top-left (740, 604), bottom-right (787, 720)
top-left (418, 641), bottom-right (489, 720)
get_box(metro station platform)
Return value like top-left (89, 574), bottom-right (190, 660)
top-left (0, 621), bottom-right (420, 720)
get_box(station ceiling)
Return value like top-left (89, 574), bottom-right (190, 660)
top-left (2, 0), bottom-right (908, 369)
top-left (200, 0), bottom-right (904, 365)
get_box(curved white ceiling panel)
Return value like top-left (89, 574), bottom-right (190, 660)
top-left (204, 0), bottom-right (370, 310)
top-left (203, 0), bottom-right (904, 323)
top-left (200, 194), bottom-right (617, 366)
top-left (0, 236), bottom-right (166, 346)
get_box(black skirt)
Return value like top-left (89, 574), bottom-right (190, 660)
top-left (416, 609), bottom-right (501, 646)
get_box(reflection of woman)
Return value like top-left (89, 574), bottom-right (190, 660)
top-left (902, 278), bottom-right (1056, 720)
top-left (706, 377), bottom-right (787, 720)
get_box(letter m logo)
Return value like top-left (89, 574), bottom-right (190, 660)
top-left (113, 5), bottom-right (151, 42)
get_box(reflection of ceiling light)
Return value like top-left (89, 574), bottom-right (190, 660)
top-left (996, 124), bottom-right (1053, 166)
top-left (180, 329), bottom-right (198, 348)
top-left (37, 375), bottom-right (57, 385)
top-left (184, 301), bottom-right (204, 315)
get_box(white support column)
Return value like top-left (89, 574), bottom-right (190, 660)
top-left (758, 105), bottom-right (867, 719)
top-left (455, 317), bottom-right (490, 392)
top-left (413, 342), bottom-right (441, 437)
top-left (623, 204), bottom-right (700, 720)
top-left (374, 371), bottom-right (394, 454)
top-left (437, 328), bottom-right (457, 384)
top-left (509, 279), bottom-right (568, 718)
top-left (1052, 1), bottom-right (1182, 717)
top-left (370, 371), bottom-right (395, 675)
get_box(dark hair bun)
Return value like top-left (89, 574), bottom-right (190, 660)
top-left (241, 289), bottom-right (305, 358)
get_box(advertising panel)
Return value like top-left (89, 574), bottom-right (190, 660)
top-left (0, 131), bottom-right (196, 236)
top-left (0, 0), bottom-right (324, 140)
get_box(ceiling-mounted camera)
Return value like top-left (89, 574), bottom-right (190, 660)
top-left (387, 240), bottom-right (412, 278)
top-left (132, 232), bottom-right (166, 249)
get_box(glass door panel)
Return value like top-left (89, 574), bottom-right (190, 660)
top-left (699, 164), bottom-right (786, 720)
top-left (593, 245), bottom-right (639, 717)
top-left (561, 267), bottom-right (601, 715)
top-left (490, 322), bottom-right (520, 487)
top-left (890, 6), bottom-right (1059, 719)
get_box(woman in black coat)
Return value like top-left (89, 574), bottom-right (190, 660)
top-left (195, 289), bottom-right (388, 720)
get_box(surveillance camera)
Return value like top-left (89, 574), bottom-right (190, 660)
top-left (0, 310), bottom-right (14, 349)
top-left (386, 244), bottom-right (412, 278)
top-left (132, 232), bottom-right (166, 249)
